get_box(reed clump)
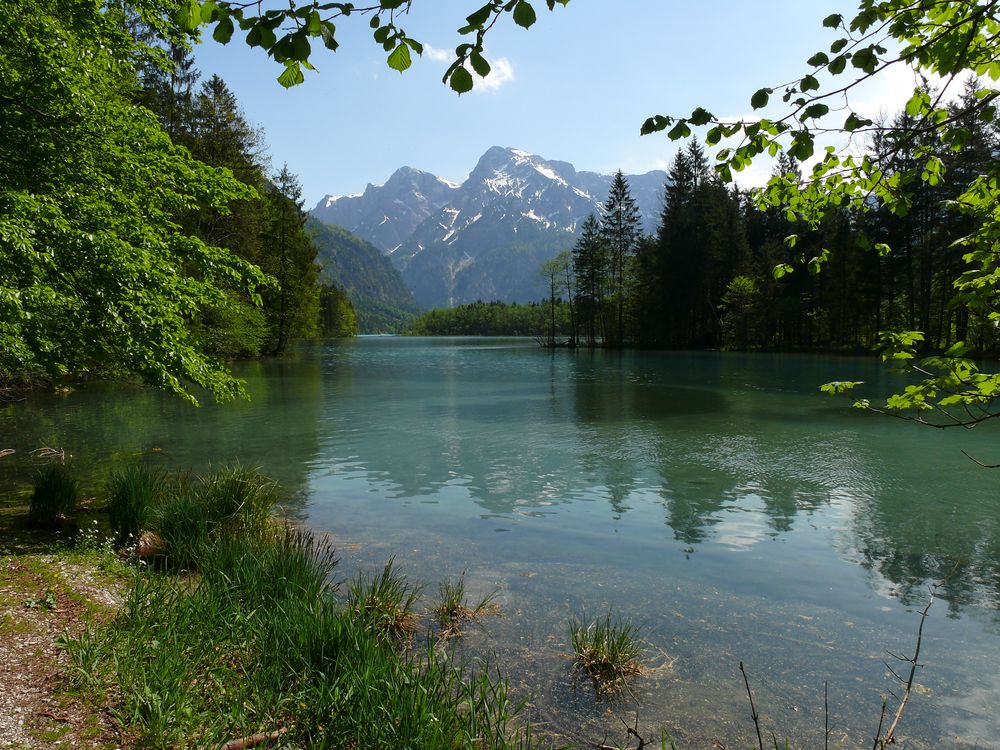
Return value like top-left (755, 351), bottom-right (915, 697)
top-left (28, 462), bottom-right (78, 528)
top-left (570, 611), bottom-right (643, 688)
top-left (107, 464), bottom-right (162, 547)
top-left (346, 557), bottom-right (422, 640)
top-left (433, 573), bottom-right (500, 638)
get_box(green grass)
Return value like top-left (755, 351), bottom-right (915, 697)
top-left (150, 465), bottom-right (278, 570)
top-left (153, 488), bottom-right (210, 570)
top-left (63, 528), bottom-right (546, 750)
top-left (195, 463), bottom-right (276, 540)
top-left (569, 612), bottom-right (643, 688)
top-left (346, 557), bottom-right (422, 641)
top-left (29, 462), bottom-right (78, 528)
top-left (107, 465), bottom-right (161, 547)
top-left (433, 573), bottom-right (500, 638)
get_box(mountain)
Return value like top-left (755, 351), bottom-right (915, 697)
top-left (312, 147), bottom-right (667, 308)
top-left (307, 218), bottom-right (420, 333)
top-left (312, 167), bottom-right (458, 254)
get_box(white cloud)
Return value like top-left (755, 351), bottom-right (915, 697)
top-left (474, 57), bottom-right (514, 93)
top-left (423, 44), bottom-right (450, 63)
top-left (421, 44), bottom-right (515, 93)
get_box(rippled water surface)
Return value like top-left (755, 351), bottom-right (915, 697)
top-left (3, 337), bottom-right (1000, 747)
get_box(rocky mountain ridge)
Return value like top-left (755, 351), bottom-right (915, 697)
top-left (312, 147), bottom-right (667, 307)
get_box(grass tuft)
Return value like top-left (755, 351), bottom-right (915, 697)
top-left (29, 462), bottom-right (78, 528)
top-left (154, 488), bottom-right (209, 571)
top-left (347, 557), bottom-right (421, 640)
top-left (151, 466), bottom-right (278, 570)
top-left (107, 464), bottom-right (161, 547)
top-left (433, 573), bottom-right (500, 638)
top-left (196, 463), bottom-right (277, 540)
top-left (570, 611), bottom-right (643, 688)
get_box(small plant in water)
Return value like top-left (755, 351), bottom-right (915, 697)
top-left (29, 462), bottom-right (78, 528)
top-left (433, 573), bottom-right (499, 638)
top-left (570, 611), bottom-right (643, 689)
top-left (347, 557), bottom-right (421, 640)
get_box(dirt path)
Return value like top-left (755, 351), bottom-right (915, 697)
top-left (0, 553), bottom-right (122, 749)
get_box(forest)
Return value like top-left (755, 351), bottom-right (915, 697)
top-left (1, 0), bottom-right (357, 404)
top-left (508, 78), bottom-right (1000, 356)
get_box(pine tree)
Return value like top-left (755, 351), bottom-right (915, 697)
top-left (599, 171), bottom-right (642, 347)
top-left (137, 43), bottom-right (200, 142)
top-left (261, 166), bottom-right (320, 353)
top-left (572, 214), bottom-right (608, 347)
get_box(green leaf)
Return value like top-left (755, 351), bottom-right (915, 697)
top-left (277, 61), bottom-right (305, 88)
top-left (667, 121), bottom-right (691, 140)
top-left (465, 3), bottom-right (493, 28)
top-left (801, 103), bottom-right (829, 120)
top-left (200, 1), bottom-right (219, 22)
top-left (320, 21), bottom-right (339, 51)
top-left (844, 112), bottom-right (872, 131)
top-left (175, 0), bottom-right (202, 32)
top-left (823, 13), bottom-right (842, 28)
top-left (640, 115), bottom-right (670, 135)
top-left (773, 263), bottom-right (794, 279)
top-left (470, 52), bottom-right (491, 77)
top-left (750, 88), bottom-right (771, 109)
top-left (306, 11), bottom-right (322, 35)
top-left (212, 16), bottom-right (234, 43)
top-left (291, 33), bottom-right (311, 62)
top-left (387, 42), bottom-right (411, 72)
top-left (688, 107), bottom-right (712, 126)
top-left (512, 1), bottom-right (537, 28)
top-left (806, 52), bottom-right (829, 67)
top-left (449, 66), bottom-right (474, 94)
top-left (905, 90), bottom-right (927, 116)
top-left (828, 55), bottom-right (847, 74)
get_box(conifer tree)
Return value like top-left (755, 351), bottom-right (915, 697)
top-left (599, 171), bottom-right (642, 347)
top-left (572, 214), bottom-right (607, 347)
top-left (261, 166), bottom-right (320, 353)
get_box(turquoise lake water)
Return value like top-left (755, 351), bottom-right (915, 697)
top-left (3, 337), bottom-right (999, 747)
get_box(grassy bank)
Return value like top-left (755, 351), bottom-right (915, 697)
top-left (1, 462), bottom-right (547, 750)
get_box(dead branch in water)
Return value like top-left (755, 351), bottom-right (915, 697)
top-left (740, 661), bottom-right (765, 750)
top-left (30, 446), bottom-right (65, 462)
top-left (875, 592), bottom-right (934, 747)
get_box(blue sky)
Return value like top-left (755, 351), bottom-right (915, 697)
top-left (192, 0), bottom-right (912, 207)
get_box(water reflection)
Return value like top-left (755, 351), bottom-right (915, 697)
top-left (3, 337), bottom-right (999, 745)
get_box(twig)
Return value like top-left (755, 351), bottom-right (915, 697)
top-left (872, 699), bottom-right (887, 750)
top-left (219, 728), bottom-right (287, 750)
top-left (0, 448), bottom-right (14, 459)
top-left (740, 661), bottom-right (765, 750)
top-left (824, 680), bottom-right (829, 750)
top-left (34, 710), bottom-right (70, 723)
top-left (880, 594), bottom-right (934, 745)
top-left (960, 449), bottom-right (1000, 469)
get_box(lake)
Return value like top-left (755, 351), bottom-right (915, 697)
top-left (2, 336), bottom-right (999, 747)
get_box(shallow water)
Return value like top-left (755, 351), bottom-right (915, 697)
top-left (3, 337), bottom-right (999, 747)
